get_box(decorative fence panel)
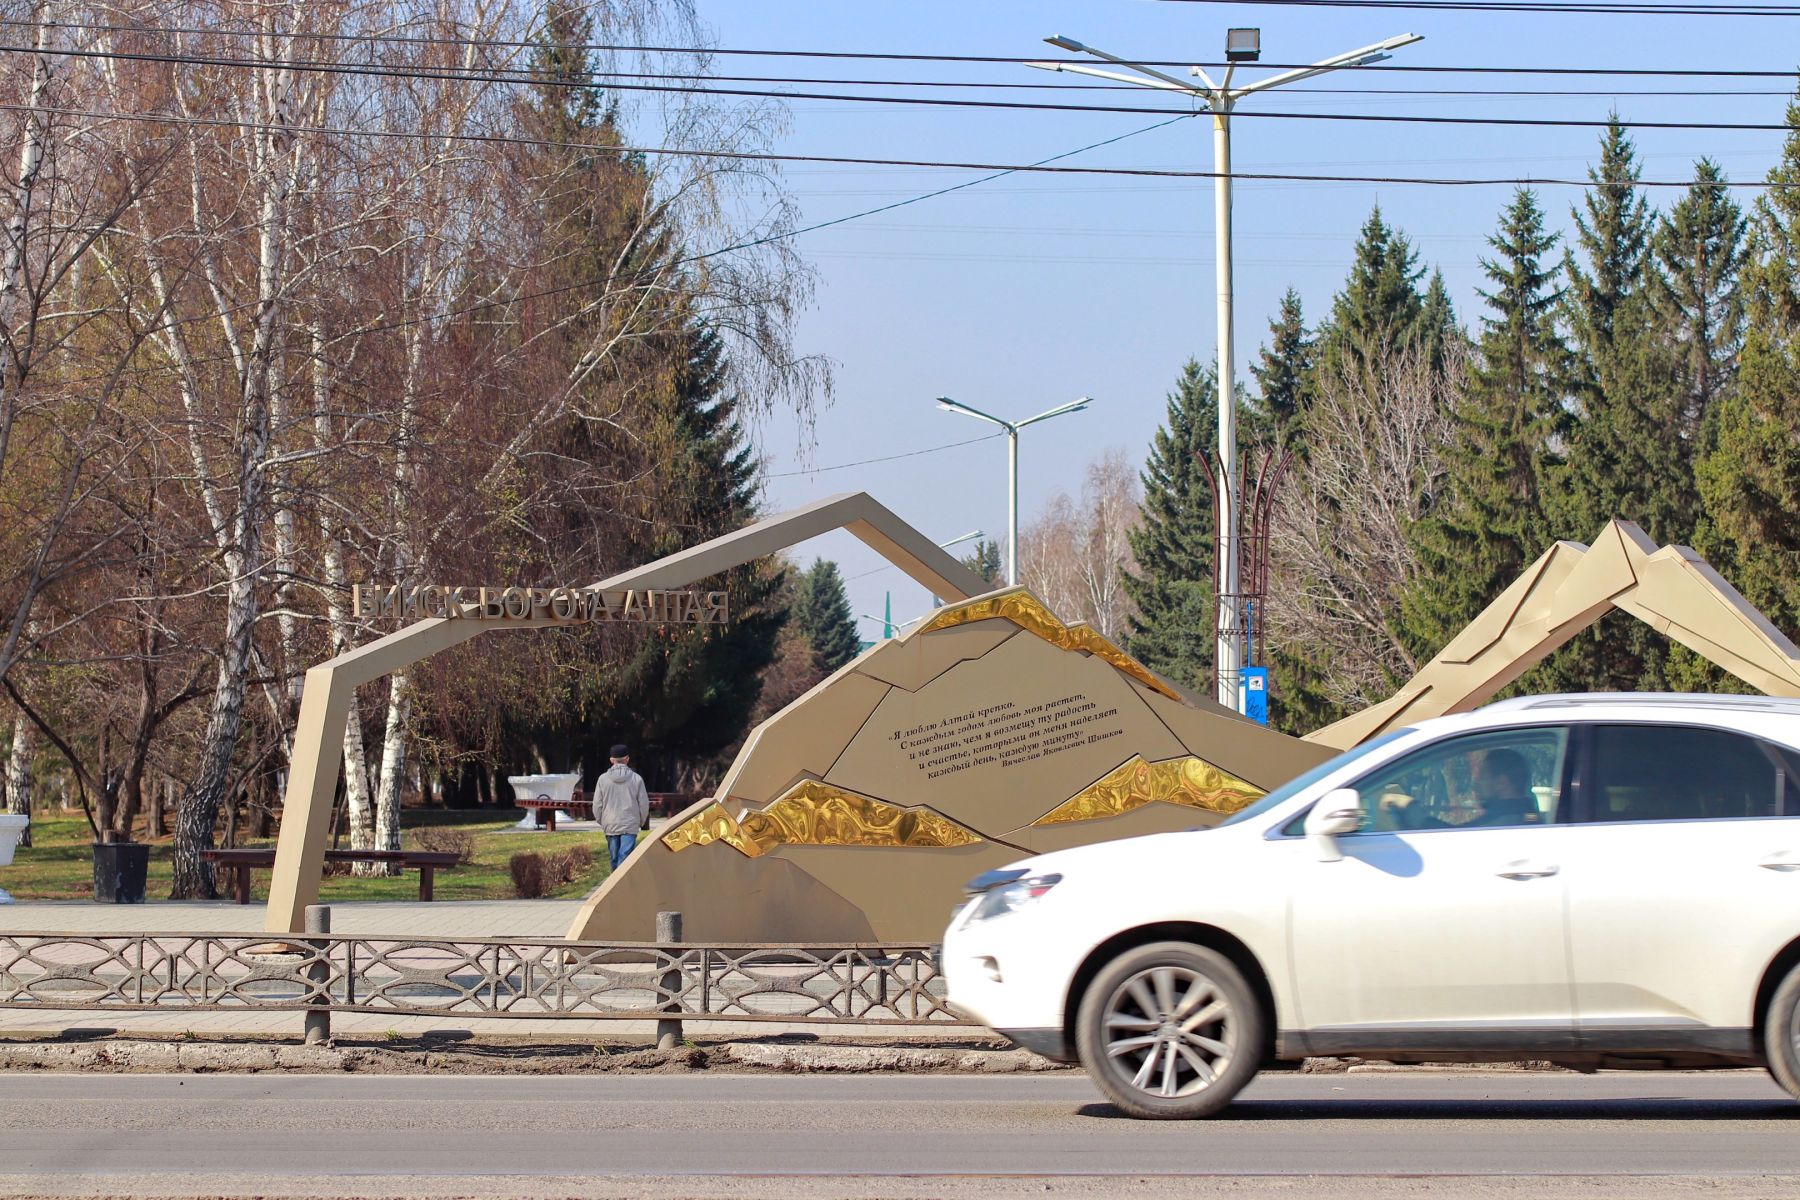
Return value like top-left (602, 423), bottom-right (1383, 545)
top-left (0, 933), bottom-right (968, 1025)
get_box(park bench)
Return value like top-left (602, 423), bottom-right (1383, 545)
top-left (200, 848), bottom-right (461, 904)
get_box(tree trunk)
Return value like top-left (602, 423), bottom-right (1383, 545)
top-left (5, 711), bottom-right (30, 848)
top-left (145, 776), bottom-right (166, 839)
top-left (168, 23), bottom-right (292, 899)
top-left (363, 676), bottom-right (408, 875)
top-left (343, 692), bottom-right (375, 852)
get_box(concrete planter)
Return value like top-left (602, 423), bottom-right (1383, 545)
top-left (0, 813), bottom-right (27, 903)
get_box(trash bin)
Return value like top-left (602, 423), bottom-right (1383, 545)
top-left (92, 833), bottom-right (149, 903)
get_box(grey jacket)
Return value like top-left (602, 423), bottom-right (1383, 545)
top-left (592, 763), bottom-right (650, 835)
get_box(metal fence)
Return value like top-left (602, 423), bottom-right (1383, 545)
top-left (0, 929), bottom-right (967, 1026)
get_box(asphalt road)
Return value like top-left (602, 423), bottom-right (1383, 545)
top-left (1, 1070), bottom-right (1799, 1198)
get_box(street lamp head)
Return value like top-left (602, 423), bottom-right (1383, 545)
top-left (1044, 34), bottom-right (1086, 52)
top-left (936, 397), bottom-right (958, 412)
top-left (1225, 28), bottom-right (1261, 63)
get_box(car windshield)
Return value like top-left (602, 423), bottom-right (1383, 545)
top-left (1216, 730), bottom-right (1414, 829)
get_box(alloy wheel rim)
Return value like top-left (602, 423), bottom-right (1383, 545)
top-left (1101, 964), bottom-right (1234, 1100)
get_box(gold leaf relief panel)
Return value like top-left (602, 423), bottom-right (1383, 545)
top-left (917, 590), bottom-right (1179, 700)
top-left (1032, 755), bottom-right (1264, 826)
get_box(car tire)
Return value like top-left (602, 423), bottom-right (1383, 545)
top-left (1074, 940), bottom-right (1266, 1120)
top-left (1765, 961), bottom-right (1800, 1102)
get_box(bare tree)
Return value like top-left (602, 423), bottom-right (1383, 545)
top-left (1019, 449), bottom-right (1141, 639)
top-left (1266, 343), bottom-right (1466, 712)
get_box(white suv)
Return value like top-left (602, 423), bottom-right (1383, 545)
top-left (943, 694), bottom-right (1800, 1119)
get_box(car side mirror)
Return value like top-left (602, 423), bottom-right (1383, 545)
top-left (1304, 787), bottom-right (1363, 862)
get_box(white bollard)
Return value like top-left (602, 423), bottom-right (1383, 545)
top-left (0, 813), bottom-right (28, 904)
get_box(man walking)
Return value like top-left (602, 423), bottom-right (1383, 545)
top-left (593, 744), bottom-right (650, 871)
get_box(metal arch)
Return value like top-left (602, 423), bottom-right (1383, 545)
top-left (1308, 519), bottom-right (1800, 750)
top-left (264, 493), bottom-right (992, 934)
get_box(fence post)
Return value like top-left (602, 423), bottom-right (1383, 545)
top-left (656, 910), bottom-right (683, 1051)
top-left (304, 904), bottom-right (331, 1045)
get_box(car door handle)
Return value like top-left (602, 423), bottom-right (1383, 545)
top-left (1759, 852), bottom-right (1800, 873)
top-left (1496, 860), bottom-right (1559, 880)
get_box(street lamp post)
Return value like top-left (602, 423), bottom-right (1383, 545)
top-left (1030, 29), bottom-right (1421, 710)
top-left (935, 398), bottom-right (1091, 587)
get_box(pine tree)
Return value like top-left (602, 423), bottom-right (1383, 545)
top-left (514, 5), bottom-right (783, 780)
top-left (1563, 119), bottom-right (1653, 359)
top-left (1315, 206), bottom-right (1427, 387)
top-left (1124, 360), bottom-right (1221, 691)
top-left (1251, 288), bottom-right (1315, 448)
top-left (794, 559), bottom-right (862, 673)
top-left (1403, 189), bottom-right (1567, 658)
top-left (1542, 124), bottom-right (1693, 691)
top-left (1654, 158), bottom-right (1748, 439)
top-left (1415, 268), bottom-right (1460, 373)
top-left (1696, 85), bottom-right (1800, 633)
top-left (960, 539), bottom-right (1004, 589)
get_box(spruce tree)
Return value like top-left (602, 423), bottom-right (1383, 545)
top-left (1124, 360), bottom-right (1222, 691)
top-left (1403, 189), bottom-right (1567, 658)
top-left (516, 4), bottom-right (784, 778)
top-left (1696, 85), bottom-right (1800, 632)
top-left (794, 559), bottom-right (862, 673)
top-left (1654, 158), bottom-right (1748, 439)
top-left (1563, 119), bottom-right (1653, 358)
top-left (960, 539), bottom-right (1004, 589)
top-left (1251, 288), bottom-right (1315, 447)
top-left (1315, 206), bottom-right (1426, 387)
top-left (1543, 125), bottom-right (1691, 690)
top-left (1415, 268), bottom-right (1460, 373)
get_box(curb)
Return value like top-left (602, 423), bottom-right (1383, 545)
top-left (0, 1038), bottom-right (1072, 1076)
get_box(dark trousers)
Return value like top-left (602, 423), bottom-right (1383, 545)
top-left (606, 833), bottom-right (638, 870)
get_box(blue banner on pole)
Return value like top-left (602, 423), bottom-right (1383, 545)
top-left (1239, 666), bottom-right (1269, 725)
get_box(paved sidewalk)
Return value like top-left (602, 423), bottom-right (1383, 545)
top-left (0, 899), bottom-right (962, 1043)
top-left (0, 898), bottom-right (582, 937)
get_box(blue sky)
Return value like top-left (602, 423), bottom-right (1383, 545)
top-left (696, 2), bottom-right (1794, 634)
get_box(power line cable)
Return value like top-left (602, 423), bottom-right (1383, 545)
top-left (765, 433), bottom-right (1001, 478)
top-left (8, 42), bottom-right (1800, 131)
top-left (12, 103), bottom-right (1794, 187)
top-left (28, 112), bottom-right (1197, 385)
top-left (1154, 0), bottom-right (1800, 13)
top-left (10, 17), bottom-right (1800, 74)
top-left (10, 43), bottom-right (1800, 134)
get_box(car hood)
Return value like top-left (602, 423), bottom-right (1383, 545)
top-left (989, 823), bottom-right (1225, 884)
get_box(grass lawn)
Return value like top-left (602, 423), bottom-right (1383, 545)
top-left (1, 810), bottom-right (614, 902)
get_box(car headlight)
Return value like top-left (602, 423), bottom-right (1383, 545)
top-left (966, 872), bottom-right (1062, 923)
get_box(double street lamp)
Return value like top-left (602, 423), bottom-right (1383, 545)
top-left (1028, 28), bottom-right (1421, 709)
top-left (936, 397), bottom-right (1091, 587)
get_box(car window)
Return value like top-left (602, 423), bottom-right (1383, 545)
top-left (1219, 729), bottom-right (1412, 829)
top-left (1582, 724), bottom-right (1788, 823)
top-left (1344, 726), bottom-right (1570, 833)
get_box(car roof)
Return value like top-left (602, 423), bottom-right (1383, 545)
top-left (1477, 692), bottom-right (1800, 717)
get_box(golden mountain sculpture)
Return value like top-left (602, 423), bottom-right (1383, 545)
top-left (1032, 755), bottom-right (1265, 826)
top-left (664, 781), bottom-right (983, 857)
top-left (568, 581), bottom-right (1320, 941)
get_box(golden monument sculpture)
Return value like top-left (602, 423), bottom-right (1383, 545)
top-left (262, 494), bottom-right (1800, 943)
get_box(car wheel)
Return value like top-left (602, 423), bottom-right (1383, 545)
top-left (1766, 961), bottom-right (1800, 1102)
top-left (1074, 940), bottom-right (1266, 1120)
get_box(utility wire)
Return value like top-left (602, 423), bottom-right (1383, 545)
top-left (7, 42), bottom-right (1800, 132)
top-left (11, 104), bottom-right (1794, 188)
top-left (27, 113), bottom-right (1196, 384)
top-left (1155, 0), bottom-right (1800, 13)
top-left (765, 433), bottom-right (1001, 478)
top-left (6, 38), bottom-right (1793, 98)
top-left (9, 17), bottom-right (1800, 74)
